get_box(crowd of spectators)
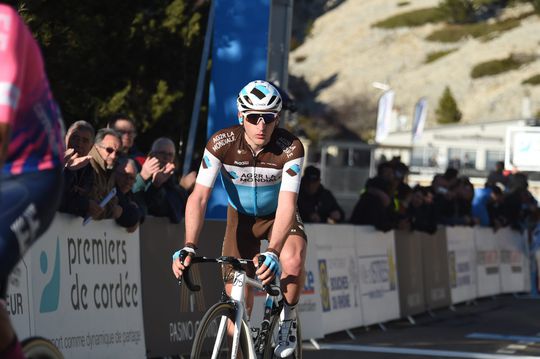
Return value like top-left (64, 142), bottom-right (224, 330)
top-left (298, 159), bottom-right (539, 236)
top-left (59, 115), bottom-right (196, 232)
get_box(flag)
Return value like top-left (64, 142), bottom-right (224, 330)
top-left (412, 97), bottom-right (428, 144)
top-left (375, 89), bottom-right (395, 143)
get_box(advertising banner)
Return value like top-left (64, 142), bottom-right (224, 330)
top-left (474, 227), bottom-right (501, 297)
top-left (140, 218), bottom-right (225, 357)
top-left (355, 227), bottom-right (400, 325)
top-left (206, 0), bottom-right (271, 219)
top-left (446, 227), bottom-right (477, 304)
top-left (496, 228), bottom-right (530, 293)
top-left (8, 213), bottom-right (146, 359)
top-left (421, 229), bottom-right (451, 310)
top-left (5, 258), bottom-right (34, 340)
top-left (394, 230), bottom-right (425, 317)
top-left (313, 224), bottom-right (364, 334)
top-left (375, 90), bottom-right (395, 143)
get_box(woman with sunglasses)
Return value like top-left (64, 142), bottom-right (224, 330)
top-left (172, 80), bottom-right (306, 358)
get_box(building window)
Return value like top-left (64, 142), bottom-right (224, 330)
top-left (448, 148), bottom-right (476, 169)
top-left (411, 147), bottom-right (439, 167)
top-left (486, 150), bottom-right (504, 171)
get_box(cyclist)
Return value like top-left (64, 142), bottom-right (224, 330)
top-left (0, 5), bottom-right (65, 358)
top-left (172, 80), bottom-right (306, 357)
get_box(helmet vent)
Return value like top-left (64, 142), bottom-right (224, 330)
top-left (251, 88), bottom-right (266, 99)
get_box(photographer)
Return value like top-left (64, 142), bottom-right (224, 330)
top-left (132, 137), bottom-right (188, 223)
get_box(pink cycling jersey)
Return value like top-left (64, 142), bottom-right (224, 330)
top-left (0, 5), bottom-right (64, 176)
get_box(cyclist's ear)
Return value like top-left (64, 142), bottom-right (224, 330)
top-left (238, 112), bottom-right (244, 125)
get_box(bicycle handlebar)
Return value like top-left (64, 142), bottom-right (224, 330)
top-left (178, 255), bottom-right (280, 296)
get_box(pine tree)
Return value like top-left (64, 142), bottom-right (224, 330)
top-left (436, 86), bottom-right (462, 124)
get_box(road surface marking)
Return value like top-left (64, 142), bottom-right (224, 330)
top-left (311, 343), bottom-right (540, 358)
top-left (467, 333), bottom-right (540, 343)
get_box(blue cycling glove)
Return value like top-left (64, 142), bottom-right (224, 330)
top-left (172, 246), bottom-right (196, 262)
top-left (260, 251), bottom-right (281, 277)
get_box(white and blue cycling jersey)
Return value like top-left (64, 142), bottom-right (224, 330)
top-left (196, 125), bottom-right (304, 217)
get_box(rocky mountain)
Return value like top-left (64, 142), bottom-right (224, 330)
top-left (288, 0), bottom-right (540, 140)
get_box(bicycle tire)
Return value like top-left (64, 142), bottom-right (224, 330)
top-left (21, 336), bottom-right (64, 359)
top-left (191, 302), bottom-right (250, 359)
top-left (263, 314), bottom-right (302, 359)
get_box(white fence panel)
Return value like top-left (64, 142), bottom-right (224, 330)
top-left (446, 227), bottom-right (477, 304)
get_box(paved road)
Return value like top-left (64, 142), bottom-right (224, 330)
top-left (303, 294), bottom-right (540, 358)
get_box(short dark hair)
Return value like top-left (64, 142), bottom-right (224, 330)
top-left (108, 114), bottom-right (135, 129)
top-left (95, 128), bottom-right (121, 145)
top-left (303, 165), bottom-right (320, 182)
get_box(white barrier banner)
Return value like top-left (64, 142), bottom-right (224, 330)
top-left (474, 228), bottom-right (501, 297)
top-left (496, 228), bottom-right (530, 293)
top-left (313, 224), bottom-right (364, 334)
top-left (8, 213), bottom-right (146, 359)
top-left (355, 227), bottom-right (399, 325)
top-left (446, 227), bottom-right (477, 304)
top-left (5, 258), bottom-right (34, 340)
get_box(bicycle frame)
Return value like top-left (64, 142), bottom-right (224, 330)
top-left (182, 256), bottom-right (282, 359)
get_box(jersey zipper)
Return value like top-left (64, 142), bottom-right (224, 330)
top-left (251, 150), bottom-right (258, 217)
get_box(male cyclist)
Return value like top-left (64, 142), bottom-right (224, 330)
top-left (0, 5), bottom-right (65, 358)
top-left (172, 80), bottom-right (306, 357)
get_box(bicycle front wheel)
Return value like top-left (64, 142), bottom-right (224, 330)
top-left (22, 336), bottom-right (64, 359)
top-left (191, 302), bottom-right (250, 359)
top-left (263, 314), bottom-right (302, 359)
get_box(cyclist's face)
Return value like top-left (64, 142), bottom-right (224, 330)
top-left (96, 134), bottom-right (121, 169)
top-left (67, 128), bottom-right (93, 156)
top-left (241, 112), bottom-right (279, 149)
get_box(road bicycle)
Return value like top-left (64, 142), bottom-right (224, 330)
top-left (179, 255), bottom-right (302, 359)
top-left (1, 277), bottom-right (64, 359)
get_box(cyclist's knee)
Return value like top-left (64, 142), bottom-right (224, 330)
top-left (280, 251), bottom-right (304, 277)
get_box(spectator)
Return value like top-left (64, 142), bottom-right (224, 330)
top-left (350, 176), bottom-right (398, 231)
top-left (298, 165), bottom-right (344, 223)
top-left (486, 160), bottom-right (508, 188)
top-left (59, 121), bottom-right (100, 218)
top-left (87, 128), bottom-right (123, 220)
top-left (133, 137), bottom-right (188, 223)
top-left (472, 182), bottom-right (505, 228)
top-left (437, 176), bottom-right (476, 226)
top-left (500, 172), bottom-right (537, 231)
top-left (108, 114), bottom-right (145, 166)
top-left (407, 185), bottom-right (437, 234)
top-left (115, 157), bottom-right (145, 232)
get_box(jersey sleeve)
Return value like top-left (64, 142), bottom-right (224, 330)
top-left (195, 142), bottom-right (223, 189)
top-left (280, 137), bottom-right (305, 193)
top-left (0, 6), bottom-right (26, 126)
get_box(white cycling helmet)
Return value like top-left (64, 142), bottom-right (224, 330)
top-left (236, 80), bottom-right (282, 121)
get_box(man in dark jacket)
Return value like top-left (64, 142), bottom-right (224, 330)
top-left (133, 137), bottom-right (188, 223)
top-left (298, 165), bottom-right (344, 223)
top-left (59, 121), bottom-right (101, 218)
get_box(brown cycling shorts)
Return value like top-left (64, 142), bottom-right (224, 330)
top-left (221, 205), bottom-right (307, 282)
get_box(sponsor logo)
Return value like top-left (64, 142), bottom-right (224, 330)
top-left (40, 238), bottom-right (62, 313)
top-left (303, 270), bottom-right (315, 295)
top-left (318, 260), bottom-right (331, 312)
top-left (238, 173), bottom-right (278, 183)
top-left (286, 164), bottom-right (301, 177)
top-left (234, 160), bottom-right (249, 166)
top-left (212, 131), bottom-right (235, 152)
top-left (228, 171), bottom-right (239, 180)
top-left (202, 155), bottom-right (211, 169)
